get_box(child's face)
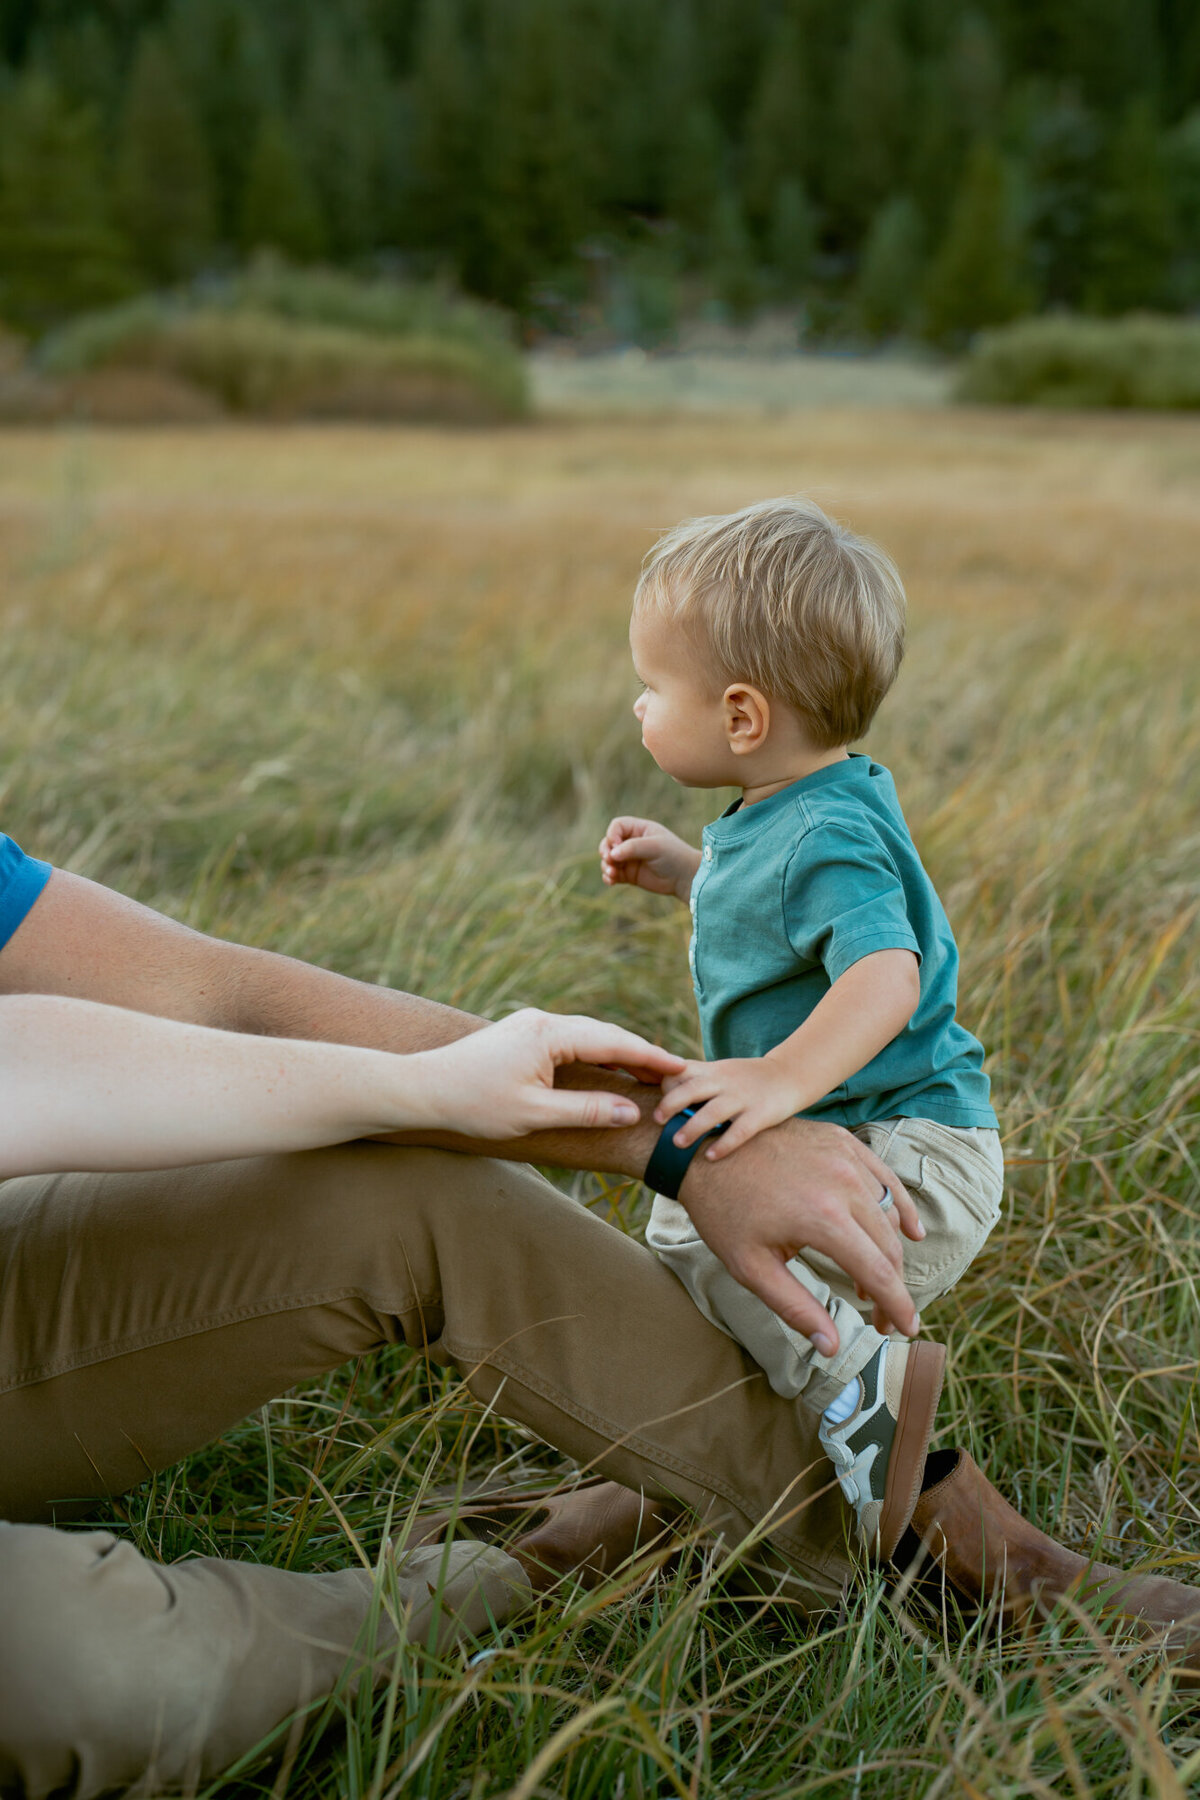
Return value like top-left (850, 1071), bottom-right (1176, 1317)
top-left (630, 608), bottom-right (731, 787)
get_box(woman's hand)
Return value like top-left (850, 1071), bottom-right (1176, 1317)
top-left (599, 817), bottom-right (701, 904)
top-left (407, 1009), bottom-right (686, 1140)
top-left (0, 996), bottom-right (683, 1179)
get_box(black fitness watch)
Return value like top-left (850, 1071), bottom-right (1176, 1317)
top-left (642, 1108), bottom-right (730, 1199)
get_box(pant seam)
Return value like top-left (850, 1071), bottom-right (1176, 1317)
top-left (445, 1335), bottom-right (847, 1583)
top-left (0, 1286), bottom-right (438, 1393)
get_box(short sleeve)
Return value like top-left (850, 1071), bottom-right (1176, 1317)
top-left (0, 834), bottom-right (52, 950)
top-left (783, 822), bottom-right (920, 983)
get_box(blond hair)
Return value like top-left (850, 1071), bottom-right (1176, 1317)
top-left (634, 497), bottom-right (906, 748)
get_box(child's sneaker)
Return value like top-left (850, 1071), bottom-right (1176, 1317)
top-left (818, 1337), bottom-right (946, 1558)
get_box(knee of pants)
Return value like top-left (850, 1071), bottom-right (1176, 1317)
top-left (901, 1205), bottom-right (1000, 1307)
top-left (0, 1522), bottom-right (185, 1798)
top-left (242, 1142), bottom-right (563, 1346)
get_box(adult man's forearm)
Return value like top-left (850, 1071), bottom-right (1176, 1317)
top-left (228, 943), bottom-right (487, 1052)
top-left (0, 871), bottom-right (487, 1052)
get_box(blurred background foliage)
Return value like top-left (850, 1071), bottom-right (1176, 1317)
top-left (0, 0), bottom-right (1197, 355)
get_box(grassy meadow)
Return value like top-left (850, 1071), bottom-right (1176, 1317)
top-left (1, 406), bottom-right (1198, 1797)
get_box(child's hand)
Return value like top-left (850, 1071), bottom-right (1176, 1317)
top-left (655, 1058), bottom-right (801, 1159)
top-left (599, 817), bottom-right (702, 904)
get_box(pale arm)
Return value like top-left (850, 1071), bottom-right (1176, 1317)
top-left (0, 995), bottom-right (682, 1179)
top-left (662, 948), bottom-right (922, 1157)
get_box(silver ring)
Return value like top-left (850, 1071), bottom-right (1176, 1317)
top-left (877, 1184), bottom-right (894, 1213)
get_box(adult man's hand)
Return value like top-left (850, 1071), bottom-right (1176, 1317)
top-left (676, 1117), bottom-right (924, 1353)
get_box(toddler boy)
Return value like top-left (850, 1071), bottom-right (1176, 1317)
top-left (600, 497), bottom-right (1002, 1553)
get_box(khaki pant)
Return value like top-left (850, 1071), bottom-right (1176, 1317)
top-left (0, 1144), bottom-right (857, 1798)
top-left (648, 1118), bottom-right (1004, 1410)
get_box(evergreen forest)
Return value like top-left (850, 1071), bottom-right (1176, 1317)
top-left (1, 0), bottom-right (1199, 344)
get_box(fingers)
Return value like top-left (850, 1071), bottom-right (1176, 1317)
top-left (600, 820), bottom-right (648, 886)
top-left (553, 1016), bottom-right (685, 1079)
top-left (600, 817), bottom-right (653, 854)
top-left (733, 1250), bottom-right (841, 1355)
top-left (652, 1066), bottom-right (712, 1121)
top-left (850, 1187), bottom-right (906, 1274)
top-left (599, 837), bottom-right (649, 889)
top-left (530, 1086), bottom-right (646, 1128)
top-left (852, 1139), bottom-right (925, 1242)
top-left (814, 1203), bottom-right (916, 1335)
top-left (669, 1098), bottom-right (732, 1147)
top-left (838, 1224), bottom-right (919, 1337)
top-left (703, 1113), bottom-right (759, 1159)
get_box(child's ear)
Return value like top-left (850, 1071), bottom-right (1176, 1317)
top-left (723, 683), bottom-right (770, 755)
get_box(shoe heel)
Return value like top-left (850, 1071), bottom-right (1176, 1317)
top-left (879, 1340), bottom-right (946, 1560)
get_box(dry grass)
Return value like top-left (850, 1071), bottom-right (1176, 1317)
top-left (0, 408), bottom-right (1198, 1795)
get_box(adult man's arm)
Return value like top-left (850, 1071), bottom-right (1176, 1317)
top-left (0, 868), bottom-right (921, 1344)
top-left (0, 869), bottom-right (484, 1049)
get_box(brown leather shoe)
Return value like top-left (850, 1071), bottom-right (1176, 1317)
top-left (906, 1449), bottom-right (1200, 1672)
top-left (409, 1478), bottom-right (681, 1595)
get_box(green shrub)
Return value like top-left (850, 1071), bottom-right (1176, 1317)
top-left (221, 261), bottom-right (519, 357)
top-left (39, 286), bottom-right (529, 421)
top-left (956, 313), bottom-right (1200, 409)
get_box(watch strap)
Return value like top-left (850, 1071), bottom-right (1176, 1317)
top-left (643, 1108), bottom-right (729, 1200)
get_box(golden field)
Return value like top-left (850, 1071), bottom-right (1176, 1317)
top-left (1, 408), bottom-right (1198, 1797)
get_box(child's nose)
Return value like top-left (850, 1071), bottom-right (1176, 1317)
top-left (633, 693), bottom-right (646, 721)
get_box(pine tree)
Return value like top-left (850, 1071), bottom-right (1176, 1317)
top-left (167, 0), bottom-right (279, 241)
top-left (1086, 98), bottom-right (1175, 314)
top-left (557, 0), bottom-right (655, 214)
top-left (298, 21), bottom-right (395, 259)
top-left (650, 0), bottom-right (709, 220)
top-left (769, 178), bottom-right (817, 296)
top-left (906, 60), bottom-right (960, 244)
top-left (0, 71), bottom-right (134, 328)
top-left (709, 186), bottom-right (758, 321)
top-left (1167, 108), bottom-right (1200, 245)
top-left (32, 14), bottom-right (121, 125)
top-left (1024, 96), bottom-right (1101, 310)
top-left (117, 32), bottom-right (215, 284)
top-left (944, 10), bottom-right (1003, 138)
top-left (742, 11), bottom-right (810, 232)
top-left (664, 103), bottom-right (724, 248)
top-left (922, 141), bottom-right (1032, 345)
top-left (468, 0), bottom-right (585, 309)
top-left (1167, 108), bottom-right (1200, 305)
top-left (240, 113), bottom-right (326, 262)
top-left (297, 25), bottom-right (371, 258)
top-left (854, 194), bottom-right (924, 337)
top-left (408, 0), bottom-right (478, 269)
top-left (830, 0), bottom-right (912, 230)
top-left (696, 0), bottom-right (773, 139)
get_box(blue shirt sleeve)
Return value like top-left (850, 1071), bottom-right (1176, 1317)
top-left (0, 834), bottom-right (52, 950)
top-left (783, 822), bottom-right (921, 983)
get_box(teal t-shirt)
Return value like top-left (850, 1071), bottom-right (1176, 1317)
top-left (688, 756), bottom-right (996, 1130)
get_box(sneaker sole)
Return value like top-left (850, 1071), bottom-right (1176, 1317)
top-left (878, 1339), bottom-right (946, 1560)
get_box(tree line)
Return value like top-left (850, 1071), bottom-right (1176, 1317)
top-left (0, 0), bottom-right (1198, 342)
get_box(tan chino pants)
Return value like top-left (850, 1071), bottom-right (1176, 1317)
top-left (0, 1144), bottom-right (855, 1796)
